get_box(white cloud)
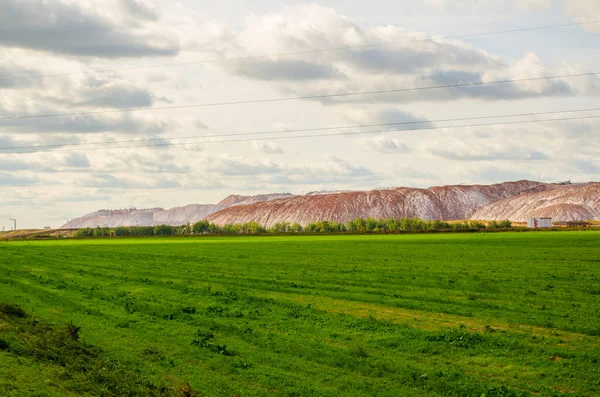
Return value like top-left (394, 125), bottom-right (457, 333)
top-left (204, 154), bottom-right (375, 185)
top-left (567, 0), bottom-right (600, 32)
top-left (97, 150), bottom-right (191, 174)
top-left (344, 108), bottom-right (431, 126)
top-left (0, 0), bottom-right (179, 57)
top-left (424, 0), bottom-right (551, 11)
top-left (425, 0), bottom-right (597, 31)
top-left (201, 5), bottom-right (598, 105)
top-left (517, 0), bottom-right (553, 11)
top-left (82, 173), bottom-right (182, 189)
top-left (0, 171), bottom-right (38, 186)
top-left (64, 153), bottom-right (90, 168)
top-left (120, 0), bottom-right (160, 21)
top-left (253, 141), bottom-right (284, 154)
top-left (0, 112), bottom-right (169, 135)
top-left (361, 136), bottom-right (411, 154)
top-left (571, 158), bottom-right (600, 174)
top-left (429, 143), bottom-right (549, 162)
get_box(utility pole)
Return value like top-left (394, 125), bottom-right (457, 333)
top-left (9, 219), bottom-right (16, 231)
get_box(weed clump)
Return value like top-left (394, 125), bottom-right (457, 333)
top-left (0, 303), bottom-right (27, 318)
top-left (182, 306), bottom-right (197, 314)
top-left (350, 346), bottom-right (369, 358)
top-left (178, 383), bottom-right (198, 397)
top-left (206, 306), bottom-right (228, 317)
top-left (191, 330), bottom-right (234, 356)
top-left (139, 346), bottom-right (166, 362)
top-left (425, 331), bottom-right (485, 349)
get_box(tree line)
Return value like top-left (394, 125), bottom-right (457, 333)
top-left (74, 218), bottom-right (512, 238)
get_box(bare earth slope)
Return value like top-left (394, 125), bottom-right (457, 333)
top-left (61, 194), bottom-right (295, 228)
top-left (206, 181), bottom-right (549, 228)
top-left (471, 183), bottom-right (600, 222)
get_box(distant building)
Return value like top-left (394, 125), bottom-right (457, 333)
top-left (527, 217), bottom-right (553, 228)
top-left (43, 226), bottom-right (52, 229)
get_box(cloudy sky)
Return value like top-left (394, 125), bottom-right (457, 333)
top-left (1, 0), bottom-right (599, 229)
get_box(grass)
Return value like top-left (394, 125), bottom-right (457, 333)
top-left (0, 232), bottom-right (599, 396)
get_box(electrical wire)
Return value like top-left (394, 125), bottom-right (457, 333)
top-left (3, 113), bottom-right (598, 155)
top-left (1, 106), bottom-right (599, 153)
top-left (1, 72), bottom-right (597, 121)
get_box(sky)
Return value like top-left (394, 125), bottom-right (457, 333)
top-left (0, 0), bottom-right (599, 229)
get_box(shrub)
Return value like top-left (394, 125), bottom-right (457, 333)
top-left (469, 221), bottom-right (487, 230)
top-left (114, 226), bottom-right (131, 237)
top-left (75, 228), bottom-right (94, 238)
top-left (289, 223), bottom-right (303, 233)
top-left (192, 221), bottom-right (211, 234)
top-left (270, 222), bottom-right (291, 233)
top-left (93, 227), bottom-right (110, 237)
top-left (153, 225), bottom-right (176, 236)
top-left (129, 226), bottom-right (155, 236)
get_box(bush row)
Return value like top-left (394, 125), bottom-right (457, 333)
top-left (74, 218), bottom-right (512, 237)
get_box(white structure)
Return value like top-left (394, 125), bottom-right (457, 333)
top-left (527, 217), bottom-right (553, 228)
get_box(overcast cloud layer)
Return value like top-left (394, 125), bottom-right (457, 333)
top-left (0, 0), bottom-right (598, 229)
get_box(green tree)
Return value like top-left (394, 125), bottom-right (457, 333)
top-left (192, 221), bottom-right (211, 234)
top-left (153, 225), bottom-right (176, 236)
top-left (347, 218), bottom-right (366, 233)
top-left (114, 227), bottom-right (131, 237)
top-left (75, 228), bottom-right (94, 237)
top-left (270, 222), bottom-right (291, 233)
top-left (289, 223), bottom-right (303, 233)
top-left (469, 221), bottom-right (486, 230)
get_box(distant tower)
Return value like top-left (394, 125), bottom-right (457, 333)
top-left (9, 219), bottom-right (16, 231)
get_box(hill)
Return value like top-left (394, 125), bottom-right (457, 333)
top-left (61, 194), bottom-right (294, 228)
top-left (61, 181), bottom-right (600, 229)
top-left (205, 180), bottom-right (549, 227)
top-left (471, 183), bottom-right (600, 221)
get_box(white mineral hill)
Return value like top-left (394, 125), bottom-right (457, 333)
top-left (471, 183), bottom-right (600, 221)
top-left (62, 181), bottom-right (599, 229)
top-left (205, 181), bottom-right (553, 228)
top-left (61, 194), bottom-right (294, 228)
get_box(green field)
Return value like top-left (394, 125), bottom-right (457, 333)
top-left (1, 232), bottom-right (599, 396)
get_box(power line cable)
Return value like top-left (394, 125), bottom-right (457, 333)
top-left (1, 72), bottom-right (597, 121)
top-left (1, 106), bottom-right (599, 153)
top-left (3, 114), bottom-right (598, 155)
top-left (0, 20), bottom-right (598, 83)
